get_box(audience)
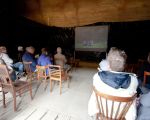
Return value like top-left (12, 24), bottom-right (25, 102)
top-left (88, 47), bottom-right (138, 120)
top-left (22, 46), bottom-right (37, 72)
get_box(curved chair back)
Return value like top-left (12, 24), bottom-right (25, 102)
top-left (93, 86), bottom-right (136, 120)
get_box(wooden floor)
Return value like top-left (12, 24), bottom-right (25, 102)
top-left (0, 63), bottom-right (98, 120)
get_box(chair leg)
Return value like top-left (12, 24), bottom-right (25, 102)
top-left (2, 91), bottom-right (6, 108)
top-left (67, 75), bottom-right (70, 88)
top-left (60, 81), bottom-right (62, 95)
top-left (13, 92), bottom-right (17, 111)
top-left (50, 79), bottom-right (52, 93)
top-left (96, 113), bottom-right (98, 120)
top-left (18, 90), bottom-right (22, 97)
top-left (29, 85), bottom-right (33, 100)
top-left (44, 77), bottom-right (47, 90)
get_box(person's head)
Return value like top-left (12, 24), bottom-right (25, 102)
top-left (107, 47), bottom-right (127, 72)
top-left (56, 47), bottom-right (62, 54)
top-left (41, 48), bottom-right (48, 55)
top-left (18, 46), bottom-right (23, 52)
top-left (0, 46), bottom-right (7, 53)
top-left (26, 46), bottom-right (35, 54)
top-left (147, 52), bottom-right (150, 64)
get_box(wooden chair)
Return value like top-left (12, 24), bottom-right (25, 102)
top-left (49, 65), bottom-right (69, 95)
top-left (143, 71), bottom-right (150, 86)
top-left (68, 58), bottom-right (80, 71)
top-left (0, 64), bottom-right (32, 111)
top-left (23, 61), bottom-right (36, 82)
top-left (36, 65), bottom-right (49, 90)
top-left (93, 86), bottom-right (136, 120)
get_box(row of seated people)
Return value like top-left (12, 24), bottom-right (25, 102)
top-left (0, 46), bottom-right (71, 81)
top-left (88, 47), bottom-right (150, 120)
top-left (0, 46), bottom-right (71, 111)
top-left (22, 46), bottom-right (70, 72)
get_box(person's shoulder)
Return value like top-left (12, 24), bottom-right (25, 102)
top-left (1, 53), bottom-right (11, 59)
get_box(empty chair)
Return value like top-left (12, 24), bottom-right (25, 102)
top-left (49, 65), bottom-right (69, 95)
top-left (0, 64), bottom-right (32, 111)
top-left (93, 86), bottom-right (136, 120)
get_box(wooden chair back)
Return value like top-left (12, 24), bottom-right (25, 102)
top-left (0, 64), bottom-right (13, 89)
top-left (93, 86), bottom-right (136, 120)
top-left (36, 65), bottom-right (49, 90)
top-left (36, 65), bottom-right (49, 79)
top-left (23, 61), bottom-right (36, 81)
top-left (23, 61), bottom-right (32, 74)
top-left (143, 71), bottom-right (150, 86)
top-left (49, 65), bottom-right (69, 94)
top-left (0, 64), bottom-right (32, 111)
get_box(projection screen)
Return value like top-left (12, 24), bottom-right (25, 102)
top-left (75, 25), bottom-right (108, 52)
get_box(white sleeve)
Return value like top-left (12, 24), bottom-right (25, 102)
top-left (2, 53), bottom-right (13, 65)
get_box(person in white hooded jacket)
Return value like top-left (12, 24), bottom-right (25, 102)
top-left (0, 46), bottom-right (24, 79)
top-left (0, 46), bottom-right (13, 70)
top-left (88, 47), bottom-right (138, 120)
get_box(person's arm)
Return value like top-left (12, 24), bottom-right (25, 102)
top-left (46, 56), bottom-right (52, 65)
top-left (31, 58), bottom-right (37, 67)
top-left (22, 54), bottom-right (37, 66)
top-left (37, 57), bottom-right (41, 65)
top-left (2, 53), bottom-right (13, 64)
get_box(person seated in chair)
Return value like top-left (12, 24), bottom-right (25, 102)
top-left (37, 48), bottom-right (52, 74)
top-left (88, 47), bottom-right (138, 120)
top-left (38, 48), bottom-right (52, 66)
top-left (0, 46), bottom-right (24, 74)
top-left (0, 59), bottom-right (16, 81)
top-left (22, 46), bottom-right (37, 72)
top-left (54, 47), bottom-right (70, 71)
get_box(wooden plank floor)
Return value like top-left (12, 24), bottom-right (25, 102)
top-left (0, 67), bottom-right (97, 120)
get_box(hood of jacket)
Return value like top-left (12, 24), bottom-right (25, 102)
top-left (98, 71), bottom-right (131, 89)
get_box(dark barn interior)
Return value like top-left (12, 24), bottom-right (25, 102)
top-left (0, 0), bottom-right (150, 62)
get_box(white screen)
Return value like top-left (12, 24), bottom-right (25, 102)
top-left (75, 25), bottom-right (108, 51)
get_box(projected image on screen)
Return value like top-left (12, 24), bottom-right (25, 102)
top-left (75, 25), bottom-right (108, 51)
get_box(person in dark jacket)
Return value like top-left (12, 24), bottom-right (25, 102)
top-left (22, 46), bottom-right (37, 72)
